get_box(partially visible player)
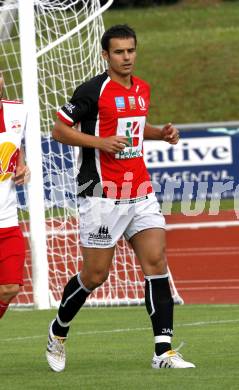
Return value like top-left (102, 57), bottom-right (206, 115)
top-left (0, 71), bottom-right (30, 319)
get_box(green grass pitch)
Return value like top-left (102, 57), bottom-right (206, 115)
top-left (0, 305), bottom-right (238, 390)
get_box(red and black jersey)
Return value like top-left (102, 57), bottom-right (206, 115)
top-left (57, 71), bottom-right (153, 199)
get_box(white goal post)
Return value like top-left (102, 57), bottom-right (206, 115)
top-left (1, 0), bottom-right (185, 309)
top-left (1, 0), bottom-right (114, 308)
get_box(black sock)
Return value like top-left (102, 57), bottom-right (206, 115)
top-left (145, 274), bottom-right (174, 356)
top-left (155, 342), bottom-right (171, 356)
top-left (52, 273), bottom-right (91, 337)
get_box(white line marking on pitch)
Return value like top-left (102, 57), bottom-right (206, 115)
top-left (1, 318), bottom-right (239, 342)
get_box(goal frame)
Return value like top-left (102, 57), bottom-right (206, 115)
top-left (17, 0), bottom-right (113, 309)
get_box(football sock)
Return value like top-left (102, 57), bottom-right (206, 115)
top-left (52, 273), bottom-right (92, 337)
top-left (145, 274), bottom-right (174, 356)
top-left (0, 300), bottom-right (9, 319)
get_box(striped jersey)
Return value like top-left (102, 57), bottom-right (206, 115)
top-left (57, 71), bottom-right (153, 199)
top-left (0, 100), bottom-right (27, 227)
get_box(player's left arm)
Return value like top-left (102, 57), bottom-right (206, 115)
top-left (144, 122), bottom-right (179, 144)
top-left (13, 147), bottom-right (30, 185)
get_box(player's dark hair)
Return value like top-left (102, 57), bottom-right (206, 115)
top-left (101, 24), bottom-right (137, 52)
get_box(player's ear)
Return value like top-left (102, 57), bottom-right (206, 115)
top-left (102, 50), bottom-right (109, 62)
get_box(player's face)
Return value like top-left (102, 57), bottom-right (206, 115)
top-left (103, 37), bottom-right (136, 78)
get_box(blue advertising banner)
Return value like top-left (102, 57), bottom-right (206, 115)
top-left (144, 124), bottom-right (239, 202)
top-left (17, 137), bottom-right (76, 209)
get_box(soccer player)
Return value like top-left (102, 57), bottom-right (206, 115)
top-left (0, 71), bottom-right (30, 319)
top-left (46, 25), bottom-right (195, 371)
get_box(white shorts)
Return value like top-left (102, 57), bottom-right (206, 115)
top-left (79, 192), bottom-right (165, 248)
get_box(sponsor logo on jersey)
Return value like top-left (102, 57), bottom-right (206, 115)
top-left (116, 121), bottom-right (142, 159)
top-left (88, 225), bottom-right (112, 246)
top-left (64, 103), bottom-right (75, 114)
top-left (125, 121), bottom-right (140, 147)
top-left (128, 96), bottom-right (136, 110)
top-left (115, 96), bottom-right (125, 110)
top-left (115, 117), bottom-right (145, 160)
top-left (0, 141), bottom-right (19, 181)
top-left (10, 120), bottom-right (21, 133)
top-left (138, 96), bottom-right (146, 111)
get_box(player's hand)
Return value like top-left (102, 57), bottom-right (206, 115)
top-left (98, 136), bottom-right (130, 153)
top-left (13, 165), bottom-right (31, 185)
top-left (161, 123), bottom-right (180, 145)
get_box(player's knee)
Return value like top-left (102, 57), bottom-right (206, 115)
top-left (0, 284), bottom-right (20, 301)
top-left (90, 270), bottom-right (109, 288)
top-left (81, 268), bottom-right (109, 289)
top-left (150, 247), bottom-right (166, 267)
top-left (144, 247), bottom-right (167, 275)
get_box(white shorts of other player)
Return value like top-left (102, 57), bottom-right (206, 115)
top-left (79, 192), bottom-right (165, 248)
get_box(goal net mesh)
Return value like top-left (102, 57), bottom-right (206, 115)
top-left (0, 0), bottom-right (146, 307)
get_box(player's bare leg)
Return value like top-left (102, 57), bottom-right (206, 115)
top-left (0, 284), bottom-right (20, 319)
top-left (80, 246), bottom-right (115, 289)
top-left (130, 228), bottom-right (195, 369)
top-left (46, 246), bottom-right (115, 372)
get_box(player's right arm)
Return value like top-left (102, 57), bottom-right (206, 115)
top-left (52, 118), bottom-right (129, 153)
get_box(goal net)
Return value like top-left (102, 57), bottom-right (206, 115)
top-left (0, 0), bottom-right (149, 307)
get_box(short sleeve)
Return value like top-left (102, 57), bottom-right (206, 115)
top-left (57, 83), bottom-right (94, 126)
